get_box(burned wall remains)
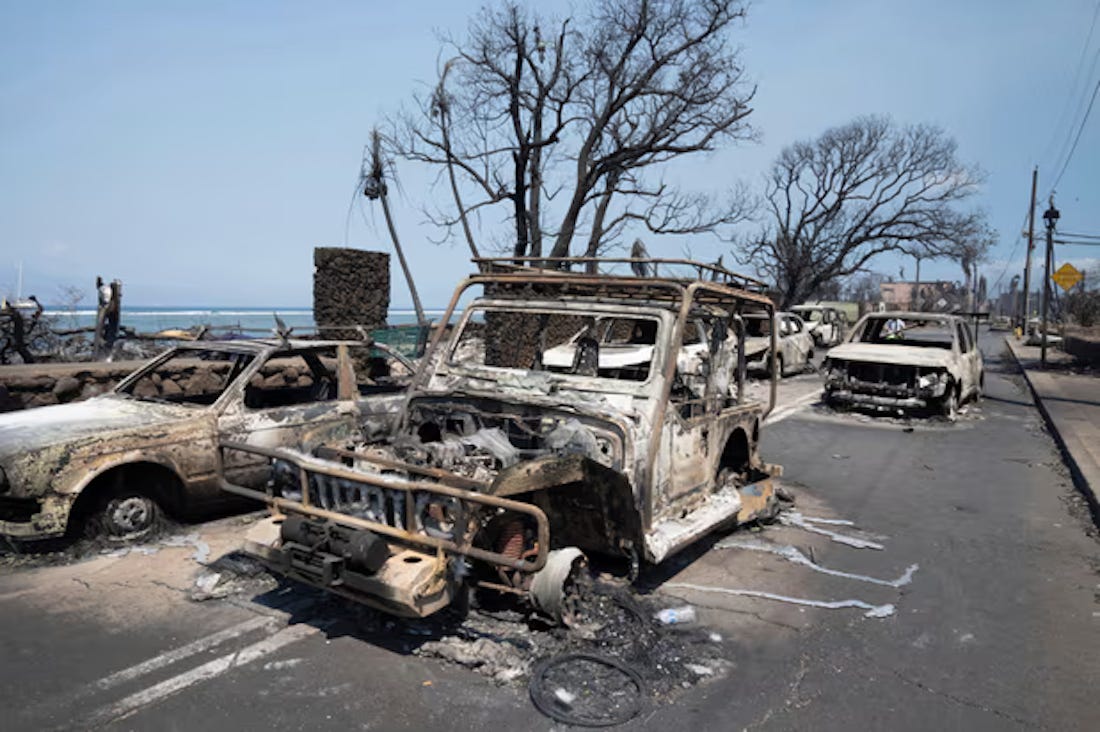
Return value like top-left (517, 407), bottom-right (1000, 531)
top-left (314, 248), bottom-right (390, 339)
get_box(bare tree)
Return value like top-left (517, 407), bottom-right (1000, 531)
top-left (392, 0), bottom-right (756, 263)
top-left (739, 116), bottom-right (987, 307)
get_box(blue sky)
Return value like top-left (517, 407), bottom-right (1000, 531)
top-left (1, 0), bottom-right (1097, 308)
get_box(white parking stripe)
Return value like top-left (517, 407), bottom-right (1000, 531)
top-left (20, 614), bottom-right (279, 728)
top-left (765, 390), bottom-right (820, 425)
top-left (93, 614), bottom-right (276, 692)
top-left (80, 622), bottom-right (318, 729)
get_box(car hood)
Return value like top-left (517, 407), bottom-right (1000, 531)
top-left (827, 343), bottom-right (954, 369)
top-left (0, 396), bottom-right (197, 462)
top-left (743, 336), bottom-right (772, 357)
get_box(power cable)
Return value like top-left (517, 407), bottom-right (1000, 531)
top-left (1040, 1), bottom-right (1100, 169)
top-left (1050, 78), bottom-right (1100, 192)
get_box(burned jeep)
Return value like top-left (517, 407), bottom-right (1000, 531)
top-left (219, 258), bottom-right (782, 622)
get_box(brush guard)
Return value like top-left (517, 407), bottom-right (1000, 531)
top-left (218, 441), bottom-right (551, 617)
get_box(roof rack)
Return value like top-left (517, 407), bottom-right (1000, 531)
top-left (473, 257), bottom-right (770, 294)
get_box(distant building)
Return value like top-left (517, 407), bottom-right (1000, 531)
top-left (880, 281), bottom-right (966, 312)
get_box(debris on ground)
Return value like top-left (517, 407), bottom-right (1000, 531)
top-left (417, 637), bottom-right (530, 683)
top-left (528, 652), bottom-right (645, 727)
top-left (412, 577), bottom-right (731, 704)
top-left (655, 605), bottom-right (697, 625)
top-left (189, 552), bottom-right (278, 601)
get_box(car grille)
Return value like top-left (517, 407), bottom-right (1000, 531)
top-left (847, 362), bottom-right (917, 388)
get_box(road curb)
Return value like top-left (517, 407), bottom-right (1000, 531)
top-left (1004, 337), bottom-right (1099, 512)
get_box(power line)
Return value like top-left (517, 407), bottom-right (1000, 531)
top-left (1051, 77), bottom-right (1100, 192)
top-left (1041, 0), bottom-right (1100, 169)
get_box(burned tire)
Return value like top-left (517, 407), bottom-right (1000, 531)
top-left (939, 384), bottom-right (959, 421)
top-left (91, 491), bottom-right (162, 542)
top-left (529, 547), bottom-right (588, 626)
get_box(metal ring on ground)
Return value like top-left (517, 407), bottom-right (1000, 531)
top-left (528, 652), bottom-right (645, 727)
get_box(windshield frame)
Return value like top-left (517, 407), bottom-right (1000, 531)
top-left (438, 300), bottom-right (673, 396)
top-left (854, 315), bottom-right (957, 349)
top-left (114, 343), bottom-right (265, 409)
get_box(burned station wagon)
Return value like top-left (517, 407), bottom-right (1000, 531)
top-left (0, 339), bottom-right (409, 542)
top-left (822, 312), bottom-right (983, 418)
top-left (221, 258), bottom-right (783, 622)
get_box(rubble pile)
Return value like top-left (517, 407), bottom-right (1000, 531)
top-left (415, 577), bottom-right (729, 699)
top-left (313, 248), bottom-right (389, 339)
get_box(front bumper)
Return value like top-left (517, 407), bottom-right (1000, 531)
top-left (0, 496), bottom-right (68, 540)
top-left (824, 376), bottom-right (947, 410)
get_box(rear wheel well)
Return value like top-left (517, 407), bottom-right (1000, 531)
top-left (69, 462), bottom-right (185, 530)
top-left (717, 428), bottom-right (752, 479)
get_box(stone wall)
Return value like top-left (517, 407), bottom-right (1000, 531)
top-left (0, 360), bottom-right (316, 413)
top-left (0, 362), bottom-right (141, 412)
top-left (1063, 330), bottom-right (1100, 367)
top-left (314, 247), bottom-right (390, 338)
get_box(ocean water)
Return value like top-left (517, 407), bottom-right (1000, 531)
top-left (45, 306), bottom-right (444, 336)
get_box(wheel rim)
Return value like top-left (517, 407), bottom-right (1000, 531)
top-left (107, 496), bottom-right (154, 535)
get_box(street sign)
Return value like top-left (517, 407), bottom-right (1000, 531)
top-left (1051, 262), bottom-right (1084, 292)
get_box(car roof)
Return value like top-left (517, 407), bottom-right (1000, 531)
top-left (864, 312), bottom-right (957, 322)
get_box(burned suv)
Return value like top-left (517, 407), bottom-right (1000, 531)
top-left (822, 312), bottom-right (983, 418)
top-left (221, 258), bottom-right (782, 621)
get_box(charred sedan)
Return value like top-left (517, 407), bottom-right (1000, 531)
top-left (822, 312), bottom-right (983, 418)
top-left (0, 339), bottom-right (409, 542)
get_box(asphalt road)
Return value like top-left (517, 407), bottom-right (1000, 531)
top-left (2, 329), bottom-right (1097, 731)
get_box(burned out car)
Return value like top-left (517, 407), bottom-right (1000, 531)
top-left (822, 312), bottom-right (983, 418)
top-left (0, 339), bottom-right (410, 542)
top-left (743, 312), bottom-right (815, 377)
top-left (221, 258), bottom-right (783, 621)
top-left (790, 304), bottom-right (848, 347)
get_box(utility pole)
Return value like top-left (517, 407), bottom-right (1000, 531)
top-left (1021, 167), bottom-right (1037, 331)
top-left (913, 254), bottom-right (922, 311)
top-left (1040, 195), bottom-right (1060, 367)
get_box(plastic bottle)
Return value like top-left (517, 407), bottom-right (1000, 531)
top-left (655, 605), bottom-right (697, 625)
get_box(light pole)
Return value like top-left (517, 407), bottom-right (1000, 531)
top-left (1040, 198), bottom-right (1060, 367)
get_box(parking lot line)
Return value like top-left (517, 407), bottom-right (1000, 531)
top-left (93, 614), bottom-right (276, 692)
top-left (765, 390), bottom-right (820, 425)
top-left (80, 621), bottom-right (318, 729)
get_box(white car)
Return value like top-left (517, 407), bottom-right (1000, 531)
top-left (743, 312), bottom-right (815, 377)
top-left (822, 312), bottom-right (983, 418)
top-left (790, 304), bottom-right (848, 347)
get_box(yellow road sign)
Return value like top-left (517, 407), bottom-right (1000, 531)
top-left (1051, 262), bottom-right (1083, 292)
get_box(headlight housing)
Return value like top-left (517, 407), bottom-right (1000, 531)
top-left (918, 372), bottom-right (947, 389)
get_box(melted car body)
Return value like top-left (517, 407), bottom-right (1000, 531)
top-left (221, 258), bottom-right (783, 620)
top-left (0, 340), bottom-right (410, 541)
top-left (822, 312), bottom-right (983, 417)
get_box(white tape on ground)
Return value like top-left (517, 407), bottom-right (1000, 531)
top-left (664, 581), bottom-right (896, 618)
top-left (79, 622), bottom-right (318, 729)
top-left (715, 537), bottom-right (918, 587)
